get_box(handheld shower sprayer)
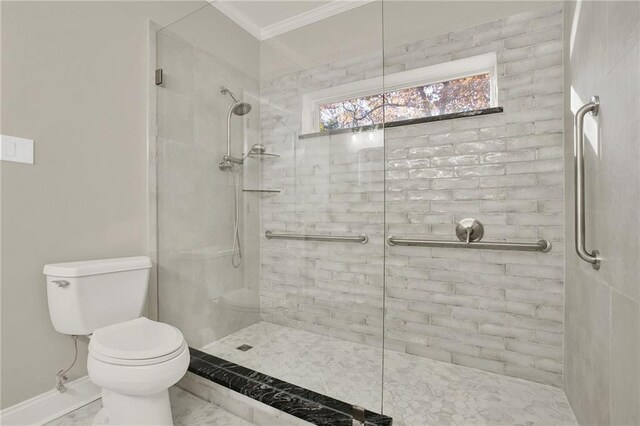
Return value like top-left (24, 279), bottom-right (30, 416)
top-left (218, 86), bottom-right (253, 269)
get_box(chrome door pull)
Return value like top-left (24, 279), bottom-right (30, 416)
top-left (574, 96), bottom-right (601, 269)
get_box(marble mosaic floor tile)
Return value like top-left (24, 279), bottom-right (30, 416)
top-left (45, 386), bottom-right (253, 426)
top-left (203, 322), bottom-right (577, 426)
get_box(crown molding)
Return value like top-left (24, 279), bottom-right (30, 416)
top-left (260, 0), bottom-right (375, 40)
top-left (210, 0), bottom-right (375, 41)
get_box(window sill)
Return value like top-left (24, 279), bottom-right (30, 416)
top-left (298, 106), bottom-right (503, 140)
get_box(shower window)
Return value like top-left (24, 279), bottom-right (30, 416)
top-left (301, 52), bottom-right (498, 133)
top-left (319, 73), bottom-right (491, 130)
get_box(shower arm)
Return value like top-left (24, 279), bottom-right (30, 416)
top-left (223, 154), bottom-right (244, 165)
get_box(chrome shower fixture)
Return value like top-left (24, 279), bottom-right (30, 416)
top-left (219, 86), bottom-right (252, 172)
top-left (220, 86), bottom-right (252, 117)
top-left (219, 86), bottom-right (253, 269)
top-left (232, 102), bottom-right (252, 116)
top-left (220, 86), bottom-right (238, 102)
top-left (249, 144), bottom-right (266, 155)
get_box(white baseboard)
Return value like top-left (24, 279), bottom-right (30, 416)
top-left (0, 376), bottom-right (101, 426)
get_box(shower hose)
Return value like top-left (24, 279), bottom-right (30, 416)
top-left (232, 170), bottom-right (242, 268)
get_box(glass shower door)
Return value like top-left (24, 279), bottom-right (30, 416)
top-left (155, 4), bottom-right (262, 349)
top-left (155, 0), bottom-right (388, 418)
top-left (381, 2), bottom-right (567, 423)
top-left (256, 0), bottom-right (387, 413)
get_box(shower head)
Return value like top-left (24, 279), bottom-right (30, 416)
top-left (232, 102), bottom-right (252, 116)
top-left (221, 86), bottom-right (252, 116)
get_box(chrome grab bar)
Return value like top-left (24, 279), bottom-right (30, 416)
top-left (386, 236), bottom-right (552, 252)
top-left (265, 231), bottom-right (368, 244)
top-left (574, 96), bottom-right (601, 269)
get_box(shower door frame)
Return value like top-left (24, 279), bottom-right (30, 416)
top-left (146, 21), bottom-right (162, 323)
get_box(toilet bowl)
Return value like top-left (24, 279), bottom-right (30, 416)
top-left (87, 318), bottom-right (189, 425)
top-left (44, 256), bottom-right (189, 425)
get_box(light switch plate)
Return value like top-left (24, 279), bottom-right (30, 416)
top-left (0, 135), bottom-right (34, 164)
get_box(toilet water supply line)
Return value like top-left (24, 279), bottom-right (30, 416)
top-left (56, 335), bottom-right (79, 393)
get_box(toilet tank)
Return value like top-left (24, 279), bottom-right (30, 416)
top-left (44, 256), bottom-right (152, 335)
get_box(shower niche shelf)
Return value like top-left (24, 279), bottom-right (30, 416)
top-left (242, 189), bottom-right (281, 194)
top-left (246, 143), bottom-right (279, 159)
top-left (246, 152), bottom-right (279, 159)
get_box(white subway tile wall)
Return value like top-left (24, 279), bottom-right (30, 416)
top-left (259, 4), bottom-right (564, 386)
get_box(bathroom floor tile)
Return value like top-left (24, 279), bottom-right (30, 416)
top-left (203, 322), bottom-right (577, 425)
top-left (45, 386), bottom-right (253, 426)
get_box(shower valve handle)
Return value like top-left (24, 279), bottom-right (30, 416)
top-left (455, 218), bottom-right (484, 243)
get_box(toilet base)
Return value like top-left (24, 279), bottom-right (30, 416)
top-left (95, 388), bottom-right (173, 425)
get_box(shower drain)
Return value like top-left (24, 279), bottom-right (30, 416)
top-left (236, 344), bottom-right (253, 351)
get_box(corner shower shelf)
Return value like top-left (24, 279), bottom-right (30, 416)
top-left (242, 189), bottom-right (281, 194)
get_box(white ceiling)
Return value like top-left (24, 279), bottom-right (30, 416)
top-left (210, 0), bottom-right (374, 40)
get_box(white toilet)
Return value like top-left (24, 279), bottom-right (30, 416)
top-left (44, 256), bottom-right (189, 425)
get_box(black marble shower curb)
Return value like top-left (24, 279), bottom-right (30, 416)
top-left (188, 348), bottom-right (393, 426)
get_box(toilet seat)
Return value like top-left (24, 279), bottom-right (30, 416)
top-left (90, 317), bottom-right (186, 366)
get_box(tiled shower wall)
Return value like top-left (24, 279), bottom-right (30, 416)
top-left (564, 1), bottom-right (640, 423)
top-left (259, 4), bottom-right (564, 386)
top-left (156, 29), bottom-right (261, 348)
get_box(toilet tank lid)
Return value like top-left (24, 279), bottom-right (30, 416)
top-left (43, 256), bottom-right (152, 278)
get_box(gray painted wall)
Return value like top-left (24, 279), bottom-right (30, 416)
top-left (0, 0), bottom-right (208, 409)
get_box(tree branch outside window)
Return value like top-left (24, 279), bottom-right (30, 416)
top-left (319, 73), bottom-right (491, 131)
